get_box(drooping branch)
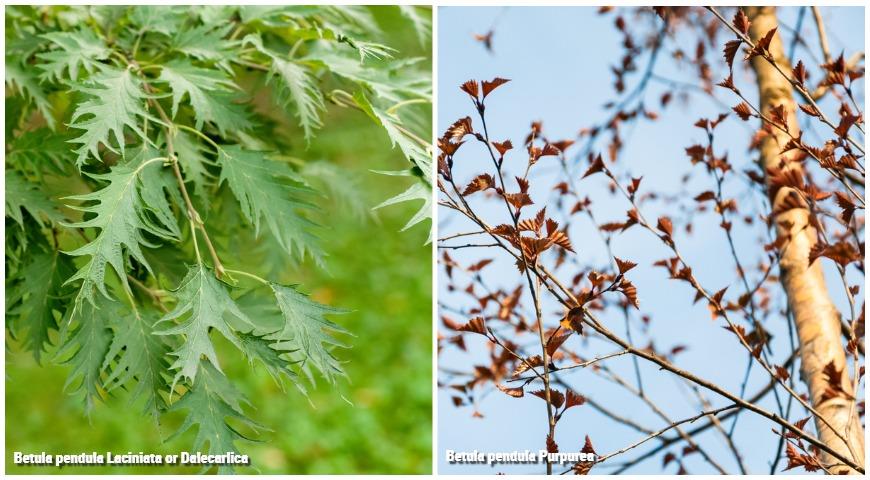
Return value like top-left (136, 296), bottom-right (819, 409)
top-left (137, 75), bottom-right (226, 278)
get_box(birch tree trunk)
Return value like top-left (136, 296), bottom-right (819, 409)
top-left (745, 6), bottom-right (865, 474)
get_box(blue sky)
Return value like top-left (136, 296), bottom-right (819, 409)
top-left (437, 6), bottom-right (864, 474)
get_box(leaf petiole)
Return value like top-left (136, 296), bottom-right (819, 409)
top-left (175, 124), bottom-right (223, 152)
top-left (223, 269), bottom-right (270, 286)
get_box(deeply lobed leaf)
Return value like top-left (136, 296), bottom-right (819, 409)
top-left (266, 283), bottom-right (350, 385)
top-left (217, 145), bottom-right (323, 264)
top-left (167, 360), bottom-right (262, 474)
top-left (6, 248), bottom-right (75, 364)
top-left (154, 264), bottom-right (254, 386)
top-left (158, 59), bottom-right (252, 135)
top-left (68, 68), bottom-right (160, 167)
top-left (62, 154), bottom-right (180, 305)
top-left (102, 308), bottom-right (171, 418)
top-left (37, 29), bottom-right (110, 81)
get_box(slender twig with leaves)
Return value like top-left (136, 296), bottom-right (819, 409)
top-left (438, 6), bottom-right (863, 475)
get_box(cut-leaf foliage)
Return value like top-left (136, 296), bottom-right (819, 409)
top-left (217, 145), bottom-right (323, 264)
top-left (5, 170), bottom-right (63, 228)
top-left (6, 248), bottom-right (74, 364)
top-left (159, 59), bottom-right (252, 135)
top-left (168, 360), bottom-right (262, 474)
top-left (63, 156), bottom-right (180, 305)
top-left (5, 5), bottom-right (430, 465)
top-left (373, 179), bottom-right (433, 243)
top-left (155, 264), bottom-right (254, 386)
top-left (68, 68), bottom-right (159, 167)
top-left (37, 29), bottom-right (110, 81)
top-left (56, 297), bottom-right (114, 415)
top-left (266, 283), bottom-right (350, 385)
top-left (103, 309), bottom-right (170, 417)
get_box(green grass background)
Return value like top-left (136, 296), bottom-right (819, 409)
top-left (5, 7), bottom-right (432, 475)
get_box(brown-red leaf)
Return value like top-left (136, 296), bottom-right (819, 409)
top-left (462, 173), bottom-right (495, 196)
top-left (446, 116), bottom-right (474, 141)
top-left (560, 306), bottom-right (584, 335)
top-left (614, 257), bottom-right (638, 274)
top-left (619, 279), bottom-right (639, 309)
top-left (496, 383), bottom-right (524, 398)
top-left (458, 317), bottom-right (488, 336)
top-left (657, 216), bottom-right (674, 237)
top-left (482, 77), bottom-right (510, 98)
top-left (493, 139), bottom-right (513, 156)
top-left (565, 389), bottom-right (586, 409)
top-left (546, 435), bottom-right (559, 453)
top-left (809, 241), bottom-right (861, 267)
top-left (723, 39), bottom-right (742, 70)
top-left (582, 154), bottom-right (606, 178)
top-left (733, 102), bottom-right (753, 121)
top-left (694, 191), bottom-right (717, 202)
top-left (792, 60), bottom-right (807, 85)
top-left (531, 388), bottom-right (565, 408)
top-left (504, 192), bottom-right (533, 210)
top-left (746, 27), bottom-right (777, 60)
top-left (732, 9), bottom-right (751, 36)
top-left (460, 79), bottom-right (479, 99)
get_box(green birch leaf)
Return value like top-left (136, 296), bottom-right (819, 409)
top-left (312, 52), bottom-right (431, 103)
top-left (352, 90), bottom-right (431, 175)
top-left (266, 283), bottom-right (349, 385)
top-left (173, 24), bottom-right (235, 65)
top-left (269, 57), bottom-right (324, 142)
top-left (5, 169), bottom-right (64, 228)
top-left (5, 27), bottom-right (47, 59)
top-left (86, 7), bottom-right (128, 38)
top-left (195, 6), bottom-right (238, 25)
top-left (154, 264), bottom-right (254, 386)
top-left (62, 157), bottom-right (179, 305)
top-left (373, 179), bottom-right (433, 243)
top-left (217, 145), bottom-right (323, 265)
top-left (56, 297), bottom-right (113, 415)
top-left (129, 6), bottom-right (185, 36)
top-left (135, 147), bottom-right (183, 240)
top-left (67, 68), bottom-right (160, 167)
top-left (158, 60), bottom-right (252, 135)
top-left (239, 9), bottom-right (387, 64)
top-left (242, 34), bottom-right (324, 141)
top-left (236, 331), bottom-right (307, 396)
top-left (158, 59), bottom-right (235, 116)
top-left (322, 5), bottom-right (380, 35)
top-left (350, 91), bottom-right (432, 241)
top-left (102, 308), bottom-right (170, 417)
top-left (168, 360), bottom-right (262, 474)
top-left (37, 28), bottom-right (110, 81)
top-left (193, 91), bottom-right (255, 134)
top-left (6, 248), bottom-right (75, 364)
top-left (6, 128), bottom-right (71, 174)
top-left (348, 40), bottom-right (397, 62)
top-left (5, 58), bottom-right (56, 128)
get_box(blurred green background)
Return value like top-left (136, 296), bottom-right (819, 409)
top-left (5, 6), bottom-right (432, 475)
